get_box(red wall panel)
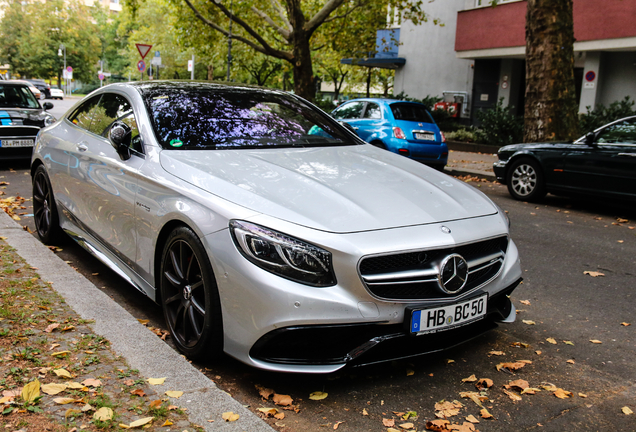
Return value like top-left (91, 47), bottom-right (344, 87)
top-left (455, 0), bottom-right (636, 53)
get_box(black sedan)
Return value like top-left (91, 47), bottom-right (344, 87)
top-left (0, 82), bottom-right (56, 159)
top-left (493, 116), bottom-right (636, 202)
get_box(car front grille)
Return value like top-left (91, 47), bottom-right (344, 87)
top-left (359, 236), bottom-right (508, 301)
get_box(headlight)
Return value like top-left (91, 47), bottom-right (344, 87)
top-left (44, 115), bottom-right (56, 126)
top-left (230, 220), bottom-right (336, 287)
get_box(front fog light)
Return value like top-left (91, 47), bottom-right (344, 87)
top-left (230, 220), bottom-right (336, 287)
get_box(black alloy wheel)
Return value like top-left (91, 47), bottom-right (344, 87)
top-left (160, 227), bottom-right (223, 360)
top-left (507, 158), bottom-right (547, 202)
top-left (32, 165), bottom-right (63, 244)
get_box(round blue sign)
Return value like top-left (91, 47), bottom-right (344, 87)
top-left (137, 60), bottom-right (146, 72)
top-left (585, 71), bottom-right (596, 82)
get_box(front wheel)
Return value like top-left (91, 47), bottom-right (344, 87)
top-left (506, 158), bottom-right (546, 202)
top-left (32, 165), bottom-right (64, 244)
top-left (160, 226), bottom-right (223, 360)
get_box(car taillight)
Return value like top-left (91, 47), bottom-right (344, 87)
top-left (441, 131), bottom-right (446, 143)
top-left (393, 127), bottom-right (406, 139)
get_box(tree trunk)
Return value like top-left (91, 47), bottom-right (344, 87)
top-left (524, 0), bottom-right (579, 142)
top-left (287, 1), bottom-right (314, 101)
top-left (207, 64), bottom-right (214, 81)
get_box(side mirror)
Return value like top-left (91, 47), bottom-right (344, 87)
top-left (108, 121), bottom-right (132, 160)
top-left (43, 102), bottom-right (54, 111)
top-left (585, 131), bottom-right (596, 146)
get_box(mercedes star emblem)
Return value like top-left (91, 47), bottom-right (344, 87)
top-left (438, 254), bottom-right (468, 294)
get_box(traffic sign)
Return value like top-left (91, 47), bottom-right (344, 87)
top-left (98, 73), bottom-right (105, 81)
top-left (585, 71), bottom-right (596, 82)
top-left (136, 44), bottom-right (153, 59)
top-left (137, 60), bottom-right (146, 72)
top-left (66, 66), bottom-right (73, 73)
top-left (151, 51), bottom-right (162, 66)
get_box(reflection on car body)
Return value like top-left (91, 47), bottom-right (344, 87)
top-left (494, 116), bottom-right (636, 202)
top-left (32, 82), bottom-right (522, 373)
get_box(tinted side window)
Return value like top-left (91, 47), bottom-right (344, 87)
top-left (93, 93), bottom-right (143, 154)
top-left (333, 102), bottom-right (364, 120)
top-left (68, 95), bottom-right (102, 131)
top-left (363, 103), bottom-right (382, 119)
top-left (597, 119), bottom-right (636, 144)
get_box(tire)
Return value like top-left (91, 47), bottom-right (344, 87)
top-left (506, 158), bottom-right (546, 202)
top-left (160, 226), bottom-right (223, 360)
top-left (32, 165), bottom-right (64, 244)
top-left (370, 141), bottom-right (386, 150)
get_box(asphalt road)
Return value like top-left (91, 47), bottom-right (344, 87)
top-left (1, 147), bottom-right (634, 430)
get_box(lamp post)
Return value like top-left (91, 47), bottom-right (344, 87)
top-left (58, 44), bottom-right (66, 97)
top-left (226, 0), bottom-right (233, 81)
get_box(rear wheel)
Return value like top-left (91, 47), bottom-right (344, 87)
top-left (32, 165), bottom-right (63, 244)
top-left (507, 158), bottom-right (546, 201)
top-left (370, 140), bottom-right (386, 149)
top-left (160, 227), bottom-right (223, 360)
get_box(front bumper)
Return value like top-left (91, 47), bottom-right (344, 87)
top-left (493, 160), bottom-right (508, 183)
top-left (203, 213), bottom-right (522, 373)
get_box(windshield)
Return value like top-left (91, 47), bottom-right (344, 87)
top-left (0, 84), bottom-right (40, 109)
top-left (390, 103), bottom-right (434, 124)
top-left (140, 84), bottom-right (358, 150)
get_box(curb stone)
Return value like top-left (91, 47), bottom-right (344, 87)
top-left (0, 210), bottom-right (274, 432)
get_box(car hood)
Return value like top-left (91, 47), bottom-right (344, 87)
top-left (500, 142), bottom-right (574, 152)
top-left (0, 108), bottom-right (48, 126)
top-left (160, 145), bottom-right (497, 233)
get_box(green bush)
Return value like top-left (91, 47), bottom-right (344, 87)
top-left (444, 127), bottom-right (478, 143)
top-left (579, 96), bottom-right (636, 134)
top-left (313, 98), bottom-right (337, 112)
top-left (475, 98), bottom-right (524, 146)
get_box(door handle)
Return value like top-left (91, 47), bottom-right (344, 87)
top-left (77, 142), bottom-right (88, 152)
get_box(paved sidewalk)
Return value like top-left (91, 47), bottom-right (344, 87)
top-left (444, 150), bottom-right (498, 181)
top-left (0, 210), bottom-right (274, 432)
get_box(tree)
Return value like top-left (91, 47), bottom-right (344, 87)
top-left (524, 0), bottom-right (578, 142)
top-left (179, 0), bottom-right (429, 101)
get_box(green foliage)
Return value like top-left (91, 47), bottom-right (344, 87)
top-left (579, 96), bottom-right (636, 134)
top-left (393, 91), bottom-right (442, 110)
top-left (444, 127), bottom-right (479, 143)
top-left (475, 98), bottom-right (524, 146)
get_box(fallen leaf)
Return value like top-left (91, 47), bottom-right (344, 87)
top-left (51, 350), bottom-right (71, 357)
top-left (563, 340), bottom-right (574, 345)
top-left (475, 378), bottom-right (493, 391)
top-left (521, 387), bottom-right (541, 395)
top-left (66, 382), bottom-right (85, 389)
top-left (362, 408), bottom-right (368, 416)
top-left (161, 420), bottom-right (173, 427)
top-left (578, 393), bottom-right (587, 398)
top-left (535, 350), bottom-right (542, 355)
top-left (93, 407), bottom-right (114, 421)
top-left (621, 322), bottom-right (631, 326)
top-left (459, 391), bottom-right (486, 408)
top-left (480, 409), bottom-right (493, 419)
top-left (488, 351), bottom-right (505, 356)
top-left (519, 300), bottom-right (531, 305)
top-left (129, 417), bottom-right (154, 427)
top-left (308, 391), bottom-right (327, 401)
top-left (41, 383), bottom-right (68, 395)
top-left (256, 385), bottom-right (274, 400)
top-left (462, 374), bottom-right (477, 383)
top-left (505, 379), bottom-right (529, 391)
top-left (435, 400), bottom-right (462, 418)
top-left (130, 389), bottom-right (145, 397)
top-left (546, 338), bottom-right (557, 344)
top-left (590, 339), bottom-right (602, 344)
top-left (426, 419), bottom-right (450, 431)
top-left (496, 362), bottom-right (527, 372)
top-left (82, 379), bottom-right (101, 388)
top-left (65, 409), bottom-right (81, 419)
top-left (583, 271), bottom-right (605, 277)
top-left (540, 383), bottom-right (558, 391)
top-left (149, 399), bottom-right (162, 409)
top-left (222, 411), bottom-right (240, 422)
top-left (402, 411), bottom-right (417, 420)
top-left (554, 388), bottom-right (573, 399)
top-left (45, 323), bottom-right (60, 333)
top-left (383, 418), bottom-right (395, 427)
top-left (503, 389), bottom-right (522, 402)
top-left (137, 319), bottom-right (149, 325)
top-left (510, 342), bottom-right (529, 348)
top-left (522, 320), bottom-right (536, 325)
top-left (21, 380), bottom-right (40, 403)
top-left (399, 422), bottom-right (414, 429)
top-left (622, 406), bottom-right (633, 415)
top-left (334, 420), bottom-right (344, 429)
top-left (147, 377), bottom-right (166, 385)
top-left (54, 397), bottom-right (79, 404)
top-left (274, 393), bottom-right (294, 406)
top-left (567, 359), bottom-right (575, 364)
top-left (257, 407), bottom-right (279, 417)
top-left (53, 369), bottom-right (72, 379)
top-left (406, 369), bottom-right (415, 376)
top-left (465, 414), bottom-right (479, 424)
top-left (165, 391), bottom-right (183, 398)
top-left (447, 359), bottom-right (455, 364)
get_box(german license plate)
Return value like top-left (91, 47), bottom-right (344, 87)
top-left (414, 132), bottom-right (435, 141)
top-left (410, 294), bottom-right (487, 335)
top-left (0, 139), bottom-right (34, 148)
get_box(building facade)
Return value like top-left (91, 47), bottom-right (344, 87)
top-left (394, 0), bottom-right (636, 123)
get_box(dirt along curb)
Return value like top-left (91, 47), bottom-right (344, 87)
top-left (0, 210), bottom-right (273, 432)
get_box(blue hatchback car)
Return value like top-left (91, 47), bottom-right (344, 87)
top-left (332, 98), bottom-right (447, 169)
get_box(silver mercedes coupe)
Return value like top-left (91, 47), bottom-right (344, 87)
top-left (31, 82), bottom-right (522, 373)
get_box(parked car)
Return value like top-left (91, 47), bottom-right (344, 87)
top-left (332, 98), bottom-right (448, 169)
top-left (494, 116), bottom-right (636, 202)
top-left (7, 80), bottom-right (42, 100)
top-left (49, 86), bottom-right (64, 100)
top-left (0, 81), bottom-right (55, 159)
top-left (32, 82), bottom-right (521, 373)
top-left (25, 79), bottom-right (51, 99)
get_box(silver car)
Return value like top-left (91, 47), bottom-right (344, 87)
top-left (31, 82), bottom-right (522, 373)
